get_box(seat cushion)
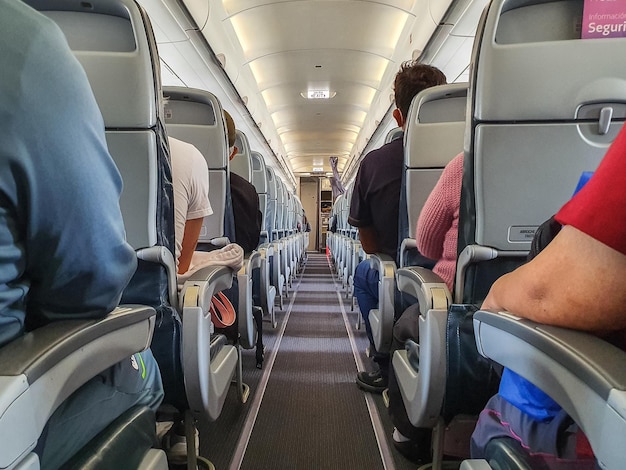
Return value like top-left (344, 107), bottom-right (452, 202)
top-left (64, 406), bottom-right (158, 470)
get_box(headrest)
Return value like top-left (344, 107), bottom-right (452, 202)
top-left (405, 83), bottom-right (468, 168)
top-left (385, 127), bottom-right (404, 144)
top-left (231, 130), bottom-right (252, 181)
top-left (473, 0), bottom-right (626, 122)
top-left (163, 86), bottom-right (228, 170)
top-left (266, 166), bottom-right (277, 199)
top-left (251, 151), bottom-right (269, 194)
top-left (31, 0), bottom-right (160, 129)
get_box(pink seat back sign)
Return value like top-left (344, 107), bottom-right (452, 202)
top-left (583, 0), bottom-right (626, 38)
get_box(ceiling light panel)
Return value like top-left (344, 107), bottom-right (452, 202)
top-left (196, 0), bottom-right (426, 175)
top-left (225, 2), bottom-right (412, 59)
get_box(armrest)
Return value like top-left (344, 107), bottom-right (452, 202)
top-left (236, 253), bottom-right (259, 349)
top-left (0, 305), bottom-right (156, 469)
top-left (247, 250), bottom-right (263, 272)
top-left (473, 310), bottom-right (626, 470)
top-left (455, 245), bottom-right (526, 304)
top-left (392, 268), bottom-right (451, 428)
top-left (255, 247), bottom-right (275, 316)
top-left (260, 230), bottom-right (269, 244)
top-left (368, 253), bottom-right (397, 353)
top-left (179, 265), bottom-right (237, 421)
top-left (396, 266), bottom-right (451, 315)
top-left (399, 238), bottom-right (417, 268)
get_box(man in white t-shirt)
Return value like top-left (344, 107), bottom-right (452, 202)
top-left (169, 136), bottom-right (213, 274)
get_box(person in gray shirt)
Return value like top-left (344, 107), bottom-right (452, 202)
top-left (0, 2), bottom-right (163, 467)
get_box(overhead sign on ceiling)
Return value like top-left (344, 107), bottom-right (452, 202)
top-left (308, 90), bottom-right (330, 99)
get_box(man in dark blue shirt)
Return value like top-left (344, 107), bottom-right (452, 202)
top-left (349, 61), bottom-right (446, 393)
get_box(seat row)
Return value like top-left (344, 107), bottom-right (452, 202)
top-left (330, 0), bottom-right (626, 468)
top-left (0, 0), bottom-right (306, 468)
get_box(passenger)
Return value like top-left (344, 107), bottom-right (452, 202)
top-left (165, 125), bottom-right (244, 465)
top-left (470, 123), bottom-right (626, 462)
top-left (225, 110), bottom-right (263, 255)
top-left (415, 151), bottom-right (463, 292)
top-left (0, 2), bottom-right (164, 468)
top-left (220, 110), bottom-right (265, 367)
top-left (387, 152), bottom-right (464, 463)
top-left (349, 61), bottom-right (447, 393)
top-left (169, 135), bottom-right (213, 274)
top-left (169, 133), bottom-right (244, 282)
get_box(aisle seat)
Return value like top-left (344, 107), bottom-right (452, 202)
top-left (459, 0), bottom-right (626, 467)
top-left (163, 87), bottom-right (256, 402)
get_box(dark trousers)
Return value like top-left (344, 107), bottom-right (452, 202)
top-left (388, 303), bottom-right (433, 447)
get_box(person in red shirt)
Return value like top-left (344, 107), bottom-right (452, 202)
top-left (471, 123), bottom-right (626, 460)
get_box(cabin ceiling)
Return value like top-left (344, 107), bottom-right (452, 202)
top-left (179, 0), bottom-right (454, 177)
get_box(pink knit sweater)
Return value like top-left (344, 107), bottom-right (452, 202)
top-left (416, 152), bottom-right (464, 291)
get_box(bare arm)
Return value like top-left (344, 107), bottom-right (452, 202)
top-left (358, 226), bottom-right (381, 254)
top-left (178, 217), bottom-right (204, 274)
top-left (482, 225), bottom-right (626, 332)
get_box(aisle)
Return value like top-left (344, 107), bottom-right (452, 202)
top-left (238, 253), bottom-right (385, 469)
top-left (199, 253), bottom-right (421, 470)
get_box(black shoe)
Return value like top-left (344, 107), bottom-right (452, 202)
top-left (392, 438), bottom-right (430, 465)
top-left (356, 369), bottom-right (388, 393)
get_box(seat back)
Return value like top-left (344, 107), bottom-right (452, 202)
top-left (460, 0), bottom-right (626, 304)
top-left (35, 0), bottom-right (170, 254)
top-left (251, 151), bottom-right (269, 243)
top-left (265, 166), bottom-right (278, 242)
top-left (293, 195), bottom-right (303, 231)
top-left (29, 0), bottom-right (188, 409)
top-left (284, 191), bottom-right (293, 234)
top-left (396, 84), bottom-right (467, 269)
top-left (162, 86), bottom-right (229, 245)
top-left (275, 178), bottom-right (286, 238)
top-left (385, 126), bottom-right (404, 144)
top-left (344, 182), bottom-right (358, 239)
top-left (231, 130), bottom-right (253, 182)
top-left (404, 83), bottom-right (467, 240)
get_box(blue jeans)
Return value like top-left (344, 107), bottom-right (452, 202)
top-left (40, 348), bottom-right (164, 469)
top-left (353, 260), bottom-right (379, 347)
top-left (353, 260), bottom-right (390, 373)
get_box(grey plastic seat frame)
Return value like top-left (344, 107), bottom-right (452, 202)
top-left (163, 87), bottom-right (230, 247)
top-left (228, 130), bottom-right (271, 341)
top-left (163, 86), bottom-right (251, 404)
top-left (32, 0), bottom-right (238, 431)
top-left (457, 0), bottom-right (626, 303)
top-left (251, 151), bottom-right (269, 244)
top-left (0, 306), bottom-right (160, 470)
top-left (462, 310), bottom-right (626, 470)
top-left (251, 151), bottom-right (278, 327)
top-left (264, 166), bottom-right (285, 308)
top-left (452, 0), bottom-right (626, 466)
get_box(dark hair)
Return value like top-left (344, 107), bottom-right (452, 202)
top-left (394, 61), bottom-right (447, 121)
